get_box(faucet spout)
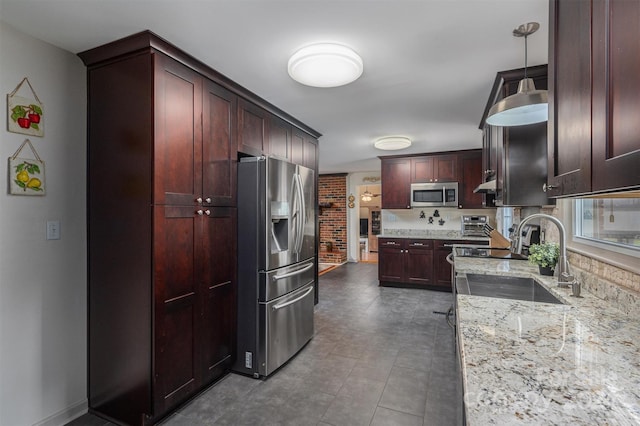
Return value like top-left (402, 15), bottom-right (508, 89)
top-left (515, 213), bottom-right (572, 285)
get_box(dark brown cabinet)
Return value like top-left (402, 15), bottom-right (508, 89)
top-left (411, 154), bottom-right (458, 183)
top-left (380, 238), bottom-right (487, 291)
top-left (79, 31), bottom-right (320, 425)
top-left (381, 150), bottom-right (485, 210)
top-left (381, 158), bottom-right (412, 209)
top-left (238, 98), bottom-right (269, 157)
top-left (458, 150), bottom-right (484, 209)
top-left (269, 115), bottom-right (292, 162)
top-left (378, 238), bottom-right (434, 286)
top-left (548, 0), bottom-right (640, 196)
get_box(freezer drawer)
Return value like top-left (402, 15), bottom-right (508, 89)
top-left (260, 259), bottom-right (315, 302)
top-left (258, 282), bottom-right (314, 377)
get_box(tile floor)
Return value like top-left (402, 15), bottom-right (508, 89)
top-left (68, 262), bottom-right (462, 426)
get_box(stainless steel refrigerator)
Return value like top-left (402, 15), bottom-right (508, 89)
top-left (234, 156), bottom-right (316, 378)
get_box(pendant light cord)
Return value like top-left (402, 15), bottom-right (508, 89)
top-left (524, 34), bottom-right (528, 81)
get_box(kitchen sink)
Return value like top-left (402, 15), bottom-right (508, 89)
top-left (457, 274), bottom-right (564, 304)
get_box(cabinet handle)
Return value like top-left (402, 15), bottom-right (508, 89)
top-left (484, 169), bottom-right (494, 175)
top-left (204, 210), bottom-right (211, 216)
top-left (386, 241), bottom-right (397, 245)
top-left (205, 197), bottom-right (212, 203)
top-left (196, 197), bottom-right (203, 204)
top-left (434, 178), bottom-right (438, 182)
top-left (196, 210), bottom-right (204, 216)
top-left (543, 183), bottom-right (557, 192)
top-left (412, 243), bottom-right (424, 246)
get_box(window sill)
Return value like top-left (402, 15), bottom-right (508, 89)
top-left (568, 239), bottom-right (640, 276)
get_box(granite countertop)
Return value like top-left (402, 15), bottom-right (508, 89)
top-left (377, 229), bottom-right (489, 241)
top-left (454, 255), bottom-right (640, 425)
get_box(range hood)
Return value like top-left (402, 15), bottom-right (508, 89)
top-left (473, 180), bottom-right (496, 193)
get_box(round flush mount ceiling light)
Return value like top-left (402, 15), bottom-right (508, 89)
top-left (374, 136), bottom-right (412, 151)
top-left (288, 43), bottom-right (364, 88)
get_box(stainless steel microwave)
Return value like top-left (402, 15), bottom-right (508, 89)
top-left (410, 182), bottom-right (459, 207)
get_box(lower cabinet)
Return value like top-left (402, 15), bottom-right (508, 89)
top-left (379, 238), bottom-right (434, 287)
top-left (379, 238), bottom-right (487, 291)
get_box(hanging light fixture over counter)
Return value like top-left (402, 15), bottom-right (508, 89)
top-left (486, 22), bottom-right (548, 127)
top-left (288, 43), bottom-right (363, 88)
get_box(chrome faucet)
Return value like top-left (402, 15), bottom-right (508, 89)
top-left (514, 213), bottom-right (577, 290)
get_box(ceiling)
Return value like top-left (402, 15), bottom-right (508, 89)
top-left (0, 0), bottom-right (549, 174)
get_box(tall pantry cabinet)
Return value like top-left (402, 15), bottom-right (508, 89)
top-left (79, 32), bottom-right (238, 425)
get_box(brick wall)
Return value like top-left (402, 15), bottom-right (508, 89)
top-left (319, 174), bottom-right (347, 263)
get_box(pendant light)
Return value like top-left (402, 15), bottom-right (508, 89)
top-left (486, 22), bottom-right (548, 127)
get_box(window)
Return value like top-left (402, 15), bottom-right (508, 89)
top-left (574, 198), bottom-right (640, 251)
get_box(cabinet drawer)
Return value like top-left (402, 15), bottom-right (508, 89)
top-left (379, 239), bottom-right (403, 248)
top-left (406, 239), bottom-right (433, 249)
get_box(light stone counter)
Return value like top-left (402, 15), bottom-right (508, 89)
top-left (378, 229), bottom-right (489, 242)
top-left (454, 255), bottom-right (640, 425)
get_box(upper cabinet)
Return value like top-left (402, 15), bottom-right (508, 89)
top-left (237, 98), bottom-right (269, 157)
top-left (380, 150), bottom-right (484, 210)
top-left (381, 157), bottom-right (412, 209)
top-left (411, 154), bottom-right (458, 183)
top-left (548, 0), bottom-right (640, 196)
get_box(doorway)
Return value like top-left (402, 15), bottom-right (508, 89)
top-left (358, 184), bottom-right (381, 263)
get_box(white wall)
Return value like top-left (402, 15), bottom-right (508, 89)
top-left (0, 22), bottom-right (87, 426)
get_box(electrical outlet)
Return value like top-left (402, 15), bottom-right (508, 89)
top-left (245, 352), bottom-right (252, 369)
top-left (46, 220), bottom-right (60, 240)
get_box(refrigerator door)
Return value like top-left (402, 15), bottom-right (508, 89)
top-left (296, 164), bottom-right (316, 263)
top-left (266, 157), bottom-right (298, 270)
top-left (258, 282), bottom-right (315, 377)
top-left (260, 259), bottom-right (315, 302)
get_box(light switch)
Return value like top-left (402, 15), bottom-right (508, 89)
top-left (46, 220), bottom-right (60, 240)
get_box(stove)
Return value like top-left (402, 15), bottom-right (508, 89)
top-left (461, 215), bottom-right (488, 237)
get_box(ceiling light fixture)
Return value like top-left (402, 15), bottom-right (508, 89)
top-left (361, 187), bottom-right (378, 202)
top-left (374, 136), bottom-right (412, 151)
top-left (288, 43), bottom-right (363, 88)
top-left (486, 22), bottom-right (548, 127)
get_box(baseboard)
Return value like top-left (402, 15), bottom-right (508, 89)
top-left (33, 399), bottom-right (87, 426)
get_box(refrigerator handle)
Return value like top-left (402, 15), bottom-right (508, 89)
top-left (272, 286), bottom-right (314, 311)
top-left (296, 173), bottom-right (306, 254)
top-left (272, 262), bottom-right (314, 281)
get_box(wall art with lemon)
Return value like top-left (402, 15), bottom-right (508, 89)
top-left (8, 139), bottom-right (45, 195)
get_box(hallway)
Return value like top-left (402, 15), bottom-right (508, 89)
top-left (71, 263), bottom-right (461, 426)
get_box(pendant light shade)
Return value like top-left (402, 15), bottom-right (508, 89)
top-left (486, 78), bottom-right (548, 126)
top-left (486, 22), bottom-right (548, 127)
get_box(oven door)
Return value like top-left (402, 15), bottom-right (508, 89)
top-left (258, 282), bottom-right (314, 377)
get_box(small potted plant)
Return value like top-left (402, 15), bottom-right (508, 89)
top-left (528, 242), bottom-right (560, 276)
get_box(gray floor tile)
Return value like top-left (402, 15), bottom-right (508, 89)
top-left (371, 406), bottom-right (423, 426)
top-left (321, 394), bottom-right (378, 426)
top-left (378, 366), bottom-right (430, 417)
top-left (86, 263), bottom-right (464, 426)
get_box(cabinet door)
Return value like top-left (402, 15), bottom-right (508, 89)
top-left (458, 151), bottom-right (484, 209)
top-left (237, 99), bottom-right (269, 156)
top-left (433, 155), bottom-right (458, 182)
top-left (591, 0), bottom-right (640, 192)
top-left (381, 158), bottom-right (411, 209)
top-left (378, 240), bottom-right (405, 282)
top-left (291, 129), bottom-right (304, 165)
top-left (203, 80), bottom-right (237, 207)
top-left (270, 115), bottom-right (292, 161)
top-left (303, 136), bottom-right (318, 171)
top-left (547, 0), bottom-right (592, 196)
top-left (411, 156), bottom-right (434, 182)
top-left (405, 240), bottom-right (434, 286)
top-left (154, 54), bottom-right (203, 206)
top-left (201, 207), bottom-right (237, 383)
top-left (154, 205), bottom-right (200, 415)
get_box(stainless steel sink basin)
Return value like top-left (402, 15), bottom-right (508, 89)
top-left (457, 274), bottom-right (564, 304)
